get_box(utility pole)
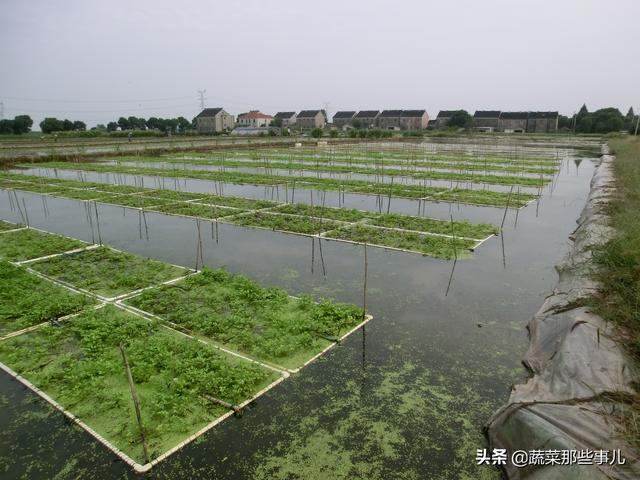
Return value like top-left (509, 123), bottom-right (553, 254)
top-left (197, 90), bottom-right (207, 110)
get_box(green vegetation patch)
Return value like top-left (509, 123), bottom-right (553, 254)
top-left (8, 183), bottom-right (68, 194)
top-left (28, 162), bottom-right (536, 208)
top-left (55, 189), bottom-right (115, 201)
top-left (0, 228), bottom-right (85, 262)
top-left (0, 261), bottom-right (93, 336)
top-left (148, 202), bottom-right (243, 220)
top-left (324, 224), bottom-right (475, 260)
top-left (140, 189), bottom-right (206, 201)
top-left (226, 211), bottom-right (343, 235)
top-left (94, 184), bottom-right (147, 194)
top-left (195, 194), bottom-right (277, 210)
top-left (126, 268), bottom-right (363, 369)
top-left (0, 305), bottom-right (277, 463)
top-left (30, 246), bottom-right (189, 298)
top-left (98, 195), bottom-right (173, 209)
top-left (0, 220), bottom-right (22, 232)
top-left (272, 203), bottom-right (498, 238)
top-left (273, 203), bottom-right (370, 223)
top-left (367, 213), bottom-right (498, 239)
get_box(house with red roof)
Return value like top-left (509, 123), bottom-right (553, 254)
top-left (236, 110), bottom-right (274, 128)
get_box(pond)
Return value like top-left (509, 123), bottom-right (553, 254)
top-left (0, 145), bottom-right (596, 479)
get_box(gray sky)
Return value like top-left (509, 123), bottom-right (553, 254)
top-left (1, 0), bottom-right (638, 128)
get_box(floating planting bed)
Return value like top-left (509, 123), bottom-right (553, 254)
top-left (366, 212), bottom-right (497, 239)
top-left (272, 204), bottom-right (497, 239)
top-left (0, 228), bottom-right (86, 262)
top-left (323, 224), bottom-right (475, 259)
top-left (29, 246), bottom-right (190, 299)
top-left (97, 195), bottom-right (174, 209)
top-left (0, 219), bottom-right (22, 232)
top-left (170, 149), bottom-right (560, 167)
top-left (118, 156), bottom-right (553, 186)
top-left (148, 202), bottom-right (244, 220)
top-left (225, 211), bottom-right (344, 236)
top-left (24, 162), bottom-right (537, 208)
top-left (162, 152), bottom-right (560, 175)
top-left (52, 188), bottom-right (112, 201)
top-left (0, 305), bottom-right (280, 468)
top-left (195, 194), bottom-right (277, 210)
top-left (124, 268), bottom-right (365, 371)
top-left (0, 261), bottom-right (93, 338)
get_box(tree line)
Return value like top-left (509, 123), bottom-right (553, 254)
top-left (569, 105), bottom-right (637, 134)
top-left (0, 115), bottom-right (34, 134)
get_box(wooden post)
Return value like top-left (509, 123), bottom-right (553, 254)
top-left (119, 344), bottom-right (151, 464)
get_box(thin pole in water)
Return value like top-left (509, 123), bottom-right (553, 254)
top-left (362, 242), bottom-right (368, 321)
top-left (119, 344), bottom-right (151, 465)
top-left (445, 214), bottom-right (458, 297)
top-left (500, 186), bottom-right (514, 231)
top-left (94, 201), bottom-right (102, 246)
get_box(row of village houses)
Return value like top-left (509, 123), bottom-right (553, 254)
top-left (195, 108), bottom-right (559, 134)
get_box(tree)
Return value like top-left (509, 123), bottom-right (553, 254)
top-left (447, 110), bottom-right (473, 128)
top-left (0, 119), bottom-right (14, 134)
top-left (176, 117), bottom-right (190, 132)
top-left (270, 118), bottom-right (283, 128)
top-left (351, 119), bottom-right (362, 129)
top-left (558, 115), bottom-right (572, 130)
top-left (575, 107), bottom-right (625, 134)
top-left (107, 121), bottom-right (119, 132)
top-left (62, 119), bottom-right (74, 131)
top-left (40, 117), bottom-right (64, 134)
top-left (578, 103), bottom-right (589, 117)
top-left (310, 128), bottom-right (323, 138)
top-left (72, 120), bottom-right (86, 131)
top-left (117, 117), bottom-right (130, 130)
top-left (12, 115), bottom-right (33, 134)
top-left (626, 107), bottom-right (635, 121)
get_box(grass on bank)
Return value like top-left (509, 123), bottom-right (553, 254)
top-left (125, 267), bottom-right (364, 370)
top-left (30, 246), bottom-right (190, 298)
top-left (591, 136), bottom-right (640, 449)
top-left (0, 305), bottom-right (277, 464)
top-left (0, 261), bottom-right (93, 336)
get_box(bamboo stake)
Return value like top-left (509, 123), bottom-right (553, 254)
top-left (362, 242), bottom-right (368, 321)
top-left (500, 186), bottom-right (514, 230)
top-left (119, 344), bottom-right (150, 465)
top-left (93, 201), bottom-right (102, 245)
top-left (445, 214), bottom-right (458, 297)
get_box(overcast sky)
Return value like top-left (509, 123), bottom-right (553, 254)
top-left (1, 0), bottom-right (638, 128)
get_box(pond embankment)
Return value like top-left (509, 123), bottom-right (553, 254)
top-left (486, 144), bottom-right (640, 480)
